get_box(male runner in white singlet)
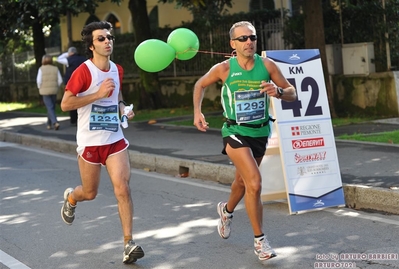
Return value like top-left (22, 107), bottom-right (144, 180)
top-left (60, 21), bottom-right (144, 264)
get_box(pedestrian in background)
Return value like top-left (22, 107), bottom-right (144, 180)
top-left (36, 54), bottom-right (63, 130)
top-left (56, 46), bottom-right (86, 126)
top-left (193, 21), bottom-right (297, 261)
top-left (60, 21), bottom-right (144, 264)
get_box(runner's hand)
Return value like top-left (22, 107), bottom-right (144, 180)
top-left (98, 78), bottom-right (115, 99)
top-left (194, 113), bottom-right (209, 132)
top-left (260, 80), bottom-right (279, 98)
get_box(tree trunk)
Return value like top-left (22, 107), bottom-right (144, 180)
top-left (32, 21), bottom-right (46, 71)
top-left (303, 0), bottom-right (337, 118)
top-left (128, 0), bottom-right (165, 109)
top-left (67, 11), bottom-right (73, 48)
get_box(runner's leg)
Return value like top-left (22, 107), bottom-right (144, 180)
top-left (70, 156), bottom-right (101, 202)
top-left (225, 145), bottom-right (263, 236)
top-left (105, 149), bottom-right (133, 238)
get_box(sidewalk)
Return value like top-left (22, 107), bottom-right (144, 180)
top-left (1, 111), bottom-right (398, 214)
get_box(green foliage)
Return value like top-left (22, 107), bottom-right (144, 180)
top-left (283, 13), bottom-right (304, 48)
top-left (284, 0), bottom-right (399, 71)
top-left (0, 0), bottom-right (122, 57)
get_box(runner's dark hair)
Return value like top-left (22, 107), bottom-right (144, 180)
top-left (81, 21), bottom-right (113, 59)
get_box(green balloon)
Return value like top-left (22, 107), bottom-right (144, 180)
top-left (134, 39), bottom-right (176, 72)
top-left (167, 28), bottom-right (200, 60)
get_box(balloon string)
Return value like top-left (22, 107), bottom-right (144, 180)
top-left (196, 50), bottom-right (232, 57)
top-left (176, 48), bottom-right (235, 58)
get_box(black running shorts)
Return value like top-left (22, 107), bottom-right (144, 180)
top-left (222, 135), bottom-right (268, 158)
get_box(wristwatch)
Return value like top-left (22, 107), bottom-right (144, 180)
top-left (277, 87), bottom-right (284, 98)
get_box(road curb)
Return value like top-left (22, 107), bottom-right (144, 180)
top-left (344, 184), bottom-right (399, 215)
top-left (1, 130), bottom-right (398, 215)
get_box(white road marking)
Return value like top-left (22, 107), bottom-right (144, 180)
top-left (0, 250), bottom-right (31, 269)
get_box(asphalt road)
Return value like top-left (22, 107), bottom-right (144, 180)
top-left (1, 142), bottom-right (399, 269)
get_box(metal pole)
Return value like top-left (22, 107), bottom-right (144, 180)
top-left (12, 53), bottom-right (15, 83)
top-left (27, 51), bottom-right (30, 81)
top-left (382, 0), bottom-right (391, 70)
top-left (280, 0), bottom-right (284, 49)
top-left (209, 31), bottom-right (213, 59)
top-left (339, 0), bottom-right (344, 46)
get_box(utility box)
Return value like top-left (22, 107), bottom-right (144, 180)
top-left (325, 44), bottom-right (343, 75)
top-left (342, 42), bottom-right (375, 75)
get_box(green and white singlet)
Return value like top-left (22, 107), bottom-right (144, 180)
top-left (221, 54), bottom-right (271, 138)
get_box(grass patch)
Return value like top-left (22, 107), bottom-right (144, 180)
top-left (168, 115), bottom-right (226, 129)
top-left (0, 102), bottom-right (69, 116)
top-left (133, 107), bottom-right (193, 121)
top-left (331, 117), bottom-right (378, 126)
top-left (0, 102), bottom-right (30, 111)
top-left (337, 131), bottom-right (399, 144)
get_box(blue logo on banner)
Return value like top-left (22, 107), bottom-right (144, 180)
top-left (266, 49), bottom-right (321, 65)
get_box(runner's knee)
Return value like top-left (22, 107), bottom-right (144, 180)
top-left (83, 190), bottom-right (98, 200)
top-left (113, 181), bottom-right (131, 199)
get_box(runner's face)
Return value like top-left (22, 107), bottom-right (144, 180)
top-left (91, 29), bottom-right (114, 58)
top-left (230, 26), bottom-right (257, 58)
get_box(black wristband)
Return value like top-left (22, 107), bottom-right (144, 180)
top-left (118, 100), bottom-right (127, 106)
top-left (277, 87), bottom-right (284, 98)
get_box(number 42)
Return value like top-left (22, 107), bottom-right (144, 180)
top-left (281, 77), bottom-right (323, 117)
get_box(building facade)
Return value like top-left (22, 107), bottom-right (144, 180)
top-left (59, 0), bottom-right (292, 51)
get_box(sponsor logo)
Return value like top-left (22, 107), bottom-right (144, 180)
top-left (231, 72), bottom-right (242, 77)
top-left (297, 166), bottom-right (306, 176)
top-left (294, 151), bottom-right (326, 163)
top-left (291, 126), bottom-right (300, 136)
top-left (292, 137), bottom-right (325, 149)
top-left (297, 164), bottom-right (330, 176)
top-left (291, 124), bottom-right (321, 136)
top-left (313, 200), bottom-right (325, 207)
top-left (289, 54), bottom-right (300, 60)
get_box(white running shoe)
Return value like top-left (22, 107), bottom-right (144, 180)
top-left (123, 240), bottom-right (144, 264)
top-left (254, 236), bottom-right (277, 261)
top-left (61, 188), bottom-right (76, 225)
top-left (217, 202), bottom-right (233, 239)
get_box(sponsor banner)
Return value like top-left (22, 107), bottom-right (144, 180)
top-left (265, 49), bottom-right (345, 213)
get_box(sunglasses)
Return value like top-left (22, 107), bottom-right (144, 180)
top-left (94, 35), bottom-right (115, 42)
top-left (232, 35), bottom-right (257, 42)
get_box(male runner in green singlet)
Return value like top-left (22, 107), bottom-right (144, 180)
top-left (193, 21), bottom-right (297, 261)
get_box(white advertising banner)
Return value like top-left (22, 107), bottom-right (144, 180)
top-left (265, 49), bottom-right (345, 214)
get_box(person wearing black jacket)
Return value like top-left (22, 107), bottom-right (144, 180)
top-left (57, 47), bottom-right (86, 125)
